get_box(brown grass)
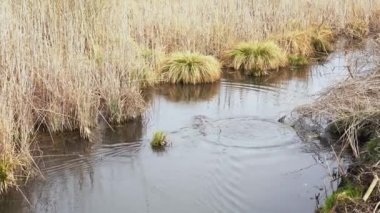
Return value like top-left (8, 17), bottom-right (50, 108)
top-left (0, 0), bottom-right (380, 193)
top-left (298, 73), bottom-right (380, 158)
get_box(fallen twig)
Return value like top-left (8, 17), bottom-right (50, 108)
top-left (363, 174), bottom-right (379, 202)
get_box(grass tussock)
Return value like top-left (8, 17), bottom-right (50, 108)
top-left (150, 131), bottom-right (168, 148)
top-left (344, 20), bottom-right (370, 40)
top-left (276, 30), bottom-right (314, 57)
top-left (158, 52), bottom-right (221, 84)
top-left (226, 41), bottom-right (287, 76)
top-left (311, 27), bottom-right (335, 54)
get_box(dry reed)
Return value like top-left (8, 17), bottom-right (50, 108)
top-left (298, 73), bottom-right (380, 158)
top-left (0, 0), bottom-right (380, 193)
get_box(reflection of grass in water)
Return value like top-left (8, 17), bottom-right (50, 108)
top-left (224, 67), bottom-right (309, 85)
top-left (158, 83), bottom-right (220, 102)
top-left (102, 116), bottom-right (145, 144)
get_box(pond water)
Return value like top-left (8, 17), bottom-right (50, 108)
top-left (0, 44), bottom-right (376, 213)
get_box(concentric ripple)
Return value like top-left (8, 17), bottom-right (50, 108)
top-left (188, 115), bottom-right (299, 149)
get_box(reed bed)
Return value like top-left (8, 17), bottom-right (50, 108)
top-left (0, 0), bottom-right (380, 193)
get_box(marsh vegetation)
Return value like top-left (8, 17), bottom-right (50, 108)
top-left (0, 0), bottom-right (380, 205)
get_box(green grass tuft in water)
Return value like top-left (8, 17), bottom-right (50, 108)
top-left (151, 131), bottom-right (168, 148)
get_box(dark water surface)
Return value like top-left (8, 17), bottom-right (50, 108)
top-left (0, 45), bottom-right (376, 213)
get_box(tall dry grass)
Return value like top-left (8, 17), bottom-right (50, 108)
top-left (127, 0), bottom-right (380, 56)
top-left (0, 0), bottom-right (380, 193)
top-left (0, 0), bottom-right (146, 192)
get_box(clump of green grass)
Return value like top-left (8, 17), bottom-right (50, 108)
top-left (150, 131), bottom-right (168, 148)
top-left (321, 183), bottom-right (363, 213)
top-left (158, 52), bottom-right (221, 84)
top-left (226, 41), bottom-right (287, 76)
top-left (288, 55), bottom-right (309, 66)
top-left (311, 27), bottom-right (335, 54)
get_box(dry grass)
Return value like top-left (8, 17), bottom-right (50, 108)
top-left (276, 30), bottom-right (315, 57)
top-left (298, 73), bottom-right (380, 158)
top-left (0, 0), bottom-right (379, 193)
top-left (0, 0), bottom-right (146, 192)
top-left (311, 27), bottom-right (335, 54)
top-left (128, 0), bottom-right (380, 57)
top-left (344, 20), bottom-right (370, 40)
top-left (158, 52), bottom-right (221, 84)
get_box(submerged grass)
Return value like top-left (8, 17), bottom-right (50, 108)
top-left (226, 41), bottom-right (287, 76)
top-left (158, 52), bottom-right (221, 84)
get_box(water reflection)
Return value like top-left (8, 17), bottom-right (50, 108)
top-left (224, 66), bottom-right (309, 86)
top-left (99, 116), bottom-right (145, 144)
top-left (156, 83), bottom-right (220, 102)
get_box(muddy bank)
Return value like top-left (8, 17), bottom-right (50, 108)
top-left (284, 41), bottom-right (380, 212)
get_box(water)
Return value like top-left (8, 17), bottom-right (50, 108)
top-left (0, 46), bottom-right (375, 213)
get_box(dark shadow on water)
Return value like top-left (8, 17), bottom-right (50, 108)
top-left (99, 116), bottom-right (145, 145)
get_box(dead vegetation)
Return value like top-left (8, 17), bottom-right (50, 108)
top-left (0, 0), bottom-right (380, 195)
top-left (297, 41), bottom-right (380, 212)
top-left (299, 73), bottom-right (380, 158)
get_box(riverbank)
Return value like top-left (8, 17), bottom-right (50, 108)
top-left (294, 44), bottom-right (380, 211)
top-left (1, 0), bottom-right (380, 197)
